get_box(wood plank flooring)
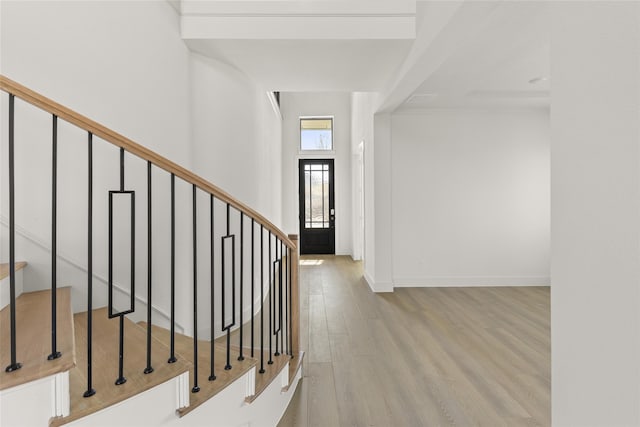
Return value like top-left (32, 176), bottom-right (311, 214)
top-left (278, 256), bottom-right (550, 427)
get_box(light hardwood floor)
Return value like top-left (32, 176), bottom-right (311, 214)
top-left (278, 256), bottom-right (550, 427)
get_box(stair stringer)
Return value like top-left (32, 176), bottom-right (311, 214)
top-left (1, 216), bottom-right (269, 341)
top-left (62, 361), bottom-right (302, 427)
top-left (0, 218), bottom-right (183, 333)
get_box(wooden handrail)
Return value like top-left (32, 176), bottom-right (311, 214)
top-left (0, 75), bottom-right (293, 248)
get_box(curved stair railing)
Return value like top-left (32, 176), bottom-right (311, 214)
top-left (0, 75), bottom-right (300, 415)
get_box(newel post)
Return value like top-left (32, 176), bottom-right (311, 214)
top-left (288, 234), bottom-right (300, 357)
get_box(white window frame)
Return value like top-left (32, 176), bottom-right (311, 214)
top-left (299, 116), bottom-right (335, 155)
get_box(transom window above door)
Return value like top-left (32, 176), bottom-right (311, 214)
top-left (300, 117), bottom-right (333, 151)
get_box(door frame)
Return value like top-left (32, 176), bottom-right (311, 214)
top-left (297, 156), bottom-right (337, 255)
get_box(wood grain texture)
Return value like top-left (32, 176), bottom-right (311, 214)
top-left (289, 235), bottom-right (300, 362)
top-left (0, 261), bottom-right (27, 281)
top-left (278, 256), bottom-right (550, 427)
top-left (245, 347), bottom-right (290, 403)
top-left (0, 75), bottom-right (293, 248)
top-left (223, 278), bottom-right (304, 400)
top-left (50, 309), bottom-right (190, 427)
top-left (139, 322), bottom-right (257, 417)
top-left (283, 350), bottom-right (304, 392)
top-left (0, 287), bottom-right (75, 391)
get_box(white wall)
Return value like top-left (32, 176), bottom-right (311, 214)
top-left (280, 92), bottom-right (352, 255)
top-left (351, 93), bottom-right (378, 286)
top-left (370, 113), bottom-right (394, 292)
top-left (190, 54), bottom-right (282, 226)
top-left (189, 53), bottom-right (283, 338)
top-left (391, 109), bottom-right (550, 287)
top-left (551, 2), bottom-right (640, 425)
top-left (0, 1), bottom-right (192, 165)
top-left (0, 0), bottom-right (194, 325)
top-left (350, 92), bottom-right (377, 262)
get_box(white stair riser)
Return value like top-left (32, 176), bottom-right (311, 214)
top-left (63, 364), bottom-right (301, 427)
top-left (1, 372), bottom-right (69, 427)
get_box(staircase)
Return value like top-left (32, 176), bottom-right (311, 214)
top-left (0, 76), bottom-right (303, 427)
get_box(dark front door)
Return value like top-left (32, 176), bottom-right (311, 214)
top-left (299, 159), bottom-right (335, 254)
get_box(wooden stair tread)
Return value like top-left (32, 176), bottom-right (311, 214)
top-left (0, 261), bottom-right (27, 281)
top-left (51, 308), bottom-right (190, 427)
top-left (216, 298), bottom-right (301, 401)
top-left (139, 322), bottom-right (258, 417)
top-left (283, 350), bottom-right (304, 393)
top-left (0, 287), bottom-right (75, 391)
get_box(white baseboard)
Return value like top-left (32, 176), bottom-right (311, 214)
top-left (393, 276), bottom-right (550, 287)
top-left (363, 272), bottom-right (394, 293)
top-left (363, 271), bottom-right (375, 292)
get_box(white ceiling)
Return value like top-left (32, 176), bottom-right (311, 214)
top-left (180, 0), bottom-right (415, 92)
top-left (186, 39), bottom-right (413, 92)
top-left (178, 1), bottom-right (551, 110)
top-left (398, 2), bottom-right (551, 111)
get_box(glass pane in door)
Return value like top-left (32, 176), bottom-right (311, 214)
top-left (304, 163), bottom-right (330, 229)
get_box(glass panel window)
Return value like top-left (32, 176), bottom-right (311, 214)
top-left (304, 163), bottom-right (330, 229)
top-left (300, 118), bottom-right (333, 151)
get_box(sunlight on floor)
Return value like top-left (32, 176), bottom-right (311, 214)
top-left (299, 259), bottom-right (324, 266)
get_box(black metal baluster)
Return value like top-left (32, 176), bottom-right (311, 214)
top-left (144, 162), bottom-right (154, 375)
top-left (278, 240), bottom-right (283, 357)
top-left (283, 241), bottom-right (287, 357)
top-left (288, 246), bottom-right (293, 358)
top-left (48, 115), bottom-right (61, 361)
top-left (83, 132), bottom-right (95, 396)
top-left (238, 212), bottom-right (244, 361)
top-left (268, 232), bottom-right (273, 365)
top-left (284, 243), bottom-right (289, 357)
top-left (192, 185), bottom-right (200, 392)
top-left (116, 316), bottom-right (126, 385)
top-left (209, 195), bottom-right (216, 381)
top-left (119, 148), bottom-right (125, 191)
top-left (168, 174), bottom-right (177, 363)
top-left (250, 219), bottom-right (255, 358)
top-left (274, 239), bottom-right (280, 357)
top-left (115, 148), bottom-right (127, 386)
top-left (224, 203), bottom-right (232, 371)
top-left (259, 225), bottom-right (265, 374)
top-left (5, 94), bottom-right (21, 373)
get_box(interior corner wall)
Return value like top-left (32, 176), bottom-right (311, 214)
top-left (371, 113), bottom-right (394, 292)
top-left (391, 109), bottom-right (550, 287)
top-left (188, 54), bottom-right (283, 339)
top-left (350, 92), bottom-right (377, 265)
top-left (189, 53), bottom-right (283, 228)
top-left (351, 93), bottom-right (376, 280)
top-left (280, 92), bottom-right (352, 255)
